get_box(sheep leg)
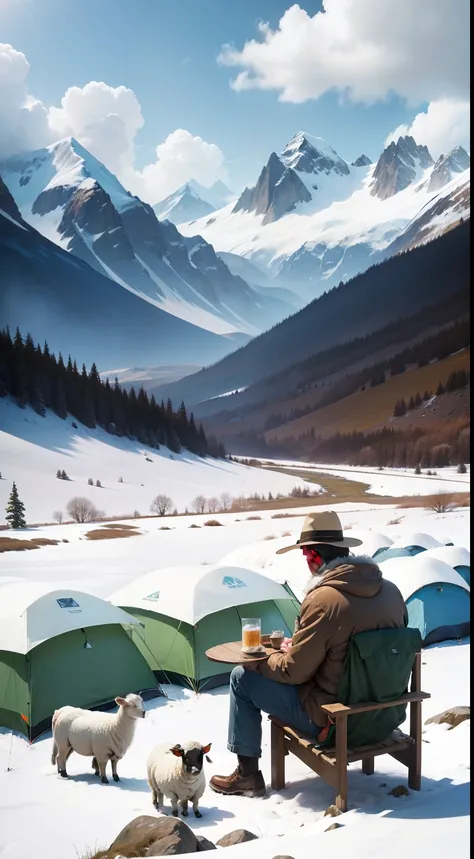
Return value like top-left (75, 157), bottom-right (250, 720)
top-left (97, 758), bottom-right (109, 784)
top-left (56, 742), bottom-right (71, 778)
top-left (180, 799), bottom-right (189, 817)
top-left (170, 792), bottom-right (180, 816)
top-left (92, 756), bottom-right (99, 776)
top-left (192, 795), bottom-right (202, 818)
top-left (111, 757), bottom-right (120, 783)
top-left (51, 740), bottom-right (58, 767)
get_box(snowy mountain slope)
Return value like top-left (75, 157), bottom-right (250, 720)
top-left (180, 135), bottom-right (470, 300)
top-left (0, 398), bottom-right (311, 525)
top-left (0, 139), bottom-right (293, 337)
top-left (153, 182), bottom-right (215, 224)
top-left (0, 188), bottom-right (244, 369)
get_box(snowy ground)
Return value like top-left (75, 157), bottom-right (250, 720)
top-left (0, 502), bottom-right (470, 858)
top-left (255, 457), bottom-right (470, 497)
top-left (0, 400), bottom-right (316, 526)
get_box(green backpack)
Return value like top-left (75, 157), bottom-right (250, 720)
top-left (321, 627), bottom-right (422, 749)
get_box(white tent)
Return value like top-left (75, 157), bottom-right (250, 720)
top-left (0, 581), bottom-right (142, 654)
top-left (109, 564), bottom-right (296, 625)
top-left (351, 530), bottom-right (394, 556)
top-left (422, 546), bottom-right (471, 569)
top-left (390, 531), bottom-right (442, 552)
top-left (379, 556), bottom-right (470, 602)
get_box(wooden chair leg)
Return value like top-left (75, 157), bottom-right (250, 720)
top-left (334, 715), bottom-right (348, 812)
top-left (362, 756), bottom-right (375, 776)
top-left (270, 721), bottom-right (286, 790)
top-left (408, 653), bottom-right (422, 790)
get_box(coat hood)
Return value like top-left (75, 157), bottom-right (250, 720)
top-left (305, 555), bottom-right (382, 599)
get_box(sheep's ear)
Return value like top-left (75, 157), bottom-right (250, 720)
top-left (170, 745), bottom-right (184, 757)
top-left (115, 696), bottom-right (128, 706)
top-left (202, 743), bottom-right (212, 754)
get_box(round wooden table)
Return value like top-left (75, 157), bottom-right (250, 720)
top-left (205, 640), bottom-right (275, 665)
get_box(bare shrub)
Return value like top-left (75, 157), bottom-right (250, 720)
top-left (282, 530), bottom-right (292, 537)
top-left (425, 492), bottom-right (458, 514)
top-left (263, 534), bottom-right (277, 541)
top-left (52, 510), bottom-right (63, 525)
top-left (88, 477), bottom-right (94, 486)
top-left (189, 523), bottom-right (200, 528)
top-left (191, 495), bottom-right (208, 514)
top-left (246, 515), bottom-right (262, 521)
top-left (219, 492), bottom-right (233, 511)
top-left (150, 494), bottom-right (174, 516)
top-left (386, 517), bottom-right (403, 526)
top-left (66, 496), bottom-right (103, 523)
top-left (204, 519), bottom-right (223, 526)
top-left (206, 497), bottom-right (219, 513)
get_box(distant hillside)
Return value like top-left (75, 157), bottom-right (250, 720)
top-left (153, 220), bottom-right (470, 407)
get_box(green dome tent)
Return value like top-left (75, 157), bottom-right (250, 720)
top-left (110, 565), bottom-right (301, 691)
top-left (0, 581), bottom-right (162, 739)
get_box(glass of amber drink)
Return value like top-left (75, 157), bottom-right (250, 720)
top-left (242, 618), bottom-right (262, 654)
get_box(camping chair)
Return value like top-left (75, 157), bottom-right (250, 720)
top-left (269, 627), bottom-right (430, 812)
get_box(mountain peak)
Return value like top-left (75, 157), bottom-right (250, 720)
top-left (428, 145), bottom-right (470, 193)
top-left (371, 135), bottom-right (434, 199)
top-left (352, 154), bottom-right (372, 167)
top-left (281, 131), bottom-right (350, 177)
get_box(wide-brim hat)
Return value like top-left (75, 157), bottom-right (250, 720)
top-left (276, 511), bottom-right (363, 554)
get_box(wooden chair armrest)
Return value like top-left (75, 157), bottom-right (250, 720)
top-left (322, 690), bottom-right (430, 718)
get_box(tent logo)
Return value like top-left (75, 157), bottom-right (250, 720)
top-left (222, 576), bottom-right (247, 589)
top-left (144, 591), bottom-right (160, 601)
top-left (57, 598), bottom-right (80, 609)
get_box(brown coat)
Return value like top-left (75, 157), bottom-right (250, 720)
top-left (256, 556), bottom-right (408, 727)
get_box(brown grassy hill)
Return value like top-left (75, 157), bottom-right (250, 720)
top-left (265, 349), bottom-right (470, 443)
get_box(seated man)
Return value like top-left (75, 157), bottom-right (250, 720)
top-left (210, 511), bottom-right (407, 797)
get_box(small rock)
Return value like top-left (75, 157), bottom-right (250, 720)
top-left (389, 784), bottom-right (410, 797)
top-left (425, 706), bottom-right (470, 730)
top-left (324, 805), bottom-right (343, 817)
top-left (325, 823), bottom-right (343, 832)
top-left (216, 829), bottom-right (258, 847)
top-left (197, 834), bottom-right (217, 851)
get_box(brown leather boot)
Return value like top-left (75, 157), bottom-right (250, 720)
top-left (209, 756), bottom-right (266, 797)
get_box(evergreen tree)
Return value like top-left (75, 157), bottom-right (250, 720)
top-left (6, 482), bottom-right (27, 529)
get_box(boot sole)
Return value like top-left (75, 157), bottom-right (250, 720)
top-left (210, 784), bottom-right (266, 798)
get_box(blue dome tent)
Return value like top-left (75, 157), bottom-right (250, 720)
top-left (389, 531), bottom-right (443, 556)
top-left (422, 546), bottom-right (471, 586)
top-left (373, 547), bottom-right (412, 564)
top-left (380, 556), bottom-right (470, 646)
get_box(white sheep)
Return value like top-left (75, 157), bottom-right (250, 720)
top-left (147, 741), bottom-right (212, 818)
top-left (52, 694), bottom-right (145, 783)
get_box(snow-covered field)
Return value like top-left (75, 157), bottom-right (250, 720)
top-left (0, 400), bottom-right (316, 526)
top-left (0, 500), bottom-right (470, 858)
top-left (257, 457), bottom-right (471, 497)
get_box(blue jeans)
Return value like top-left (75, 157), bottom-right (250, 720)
top-left (227, 665), bottom-right (320, 758)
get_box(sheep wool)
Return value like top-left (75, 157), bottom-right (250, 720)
top-left (147, 741), bottom-right (208, 818)
top-left (52, 693), bottom-right (145, 783)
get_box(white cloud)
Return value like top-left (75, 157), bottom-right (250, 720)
top-left (218, 1), bottom-right (469, 106)
top-left (0, 42), bottom-right (53, 156)
top-left (48, 81), bottom-right (144, 175)
top-left (386, 99), bottom-right (470, 159)
top-left (126, 129), bottom-right (226, 202)
top-left (0, 43), bottom-right (226, 203)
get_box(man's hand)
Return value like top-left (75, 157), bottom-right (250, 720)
top-left (280, 637), bottom-right (293, 653)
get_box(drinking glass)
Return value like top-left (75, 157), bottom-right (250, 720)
top-left (241, 617), bottom-right (262, 653)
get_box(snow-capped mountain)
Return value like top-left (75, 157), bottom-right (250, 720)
top-left (0, 139), bottom-right (294, 339)
top-left (370, 135), bottom-right (433, 199)
top-left (427, 146), bottom-right (470, 193)
top-left (0, 173), bottom-right (240, 369)
top-left (153, 183), bottom-right (215, 224)
top-left (179, 133), bottom-right (470, 300)
top-left (232, 131), bottom-right (357, 224)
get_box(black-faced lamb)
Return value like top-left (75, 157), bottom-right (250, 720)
top-left (51, 694), bottom-right (145, 783)
top-left (147, 741), bottom-right (212, 817)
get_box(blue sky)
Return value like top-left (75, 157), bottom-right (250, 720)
top-left (1, 0), bottom-right (468, 200)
